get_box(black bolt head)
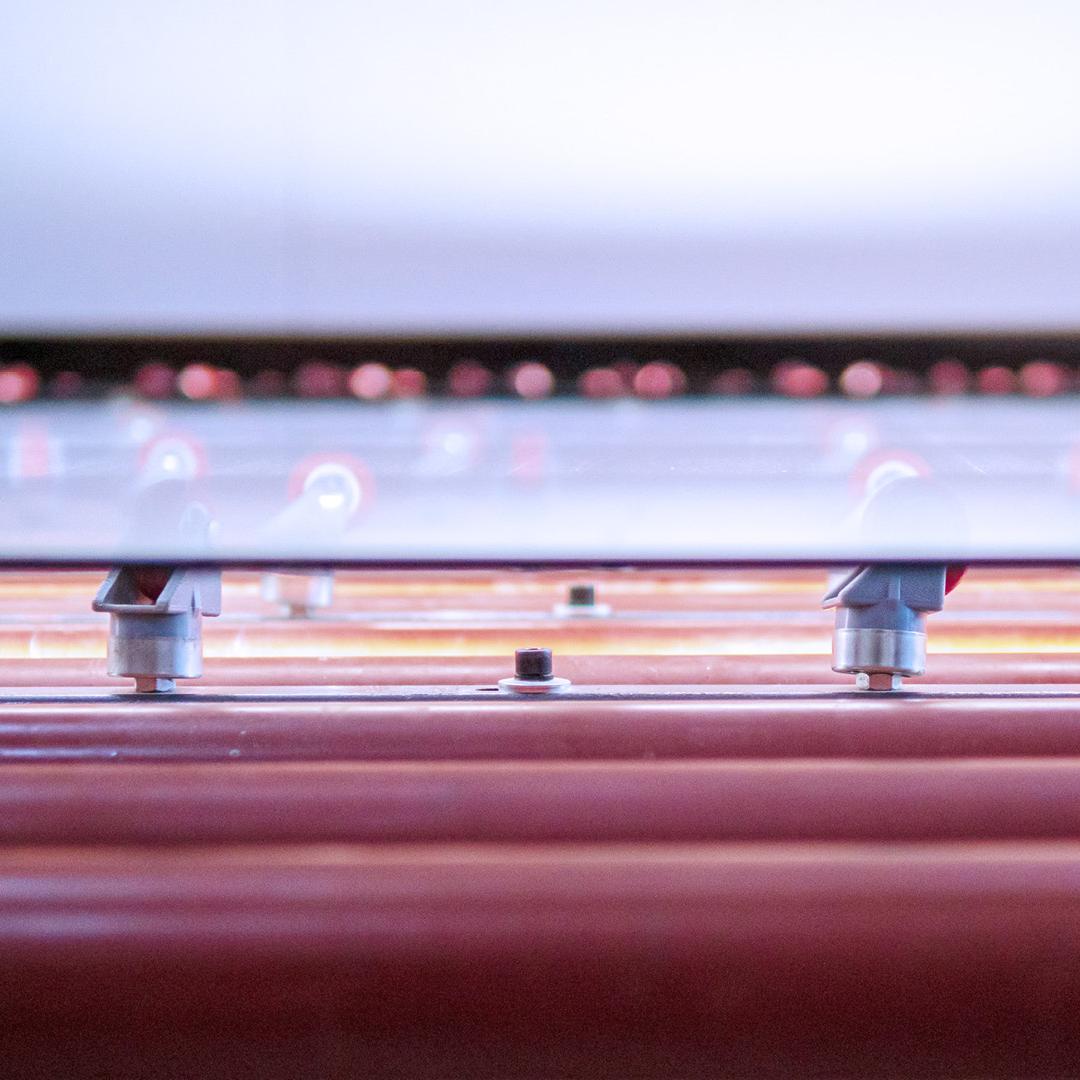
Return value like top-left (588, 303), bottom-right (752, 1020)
top-left (515, 647), bottom-right (553, 680)
top-left (567, 584), bottom-right (596, 606)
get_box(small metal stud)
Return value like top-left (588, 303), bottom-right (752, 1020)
top-left (553, 583), bottom-right (611, 619)
top-left (854, 672), bottom-right (903, 692)
top-left (499, 646), bottom-right (571, 694)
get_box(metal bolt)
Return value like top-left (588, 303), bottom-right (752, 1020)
top-left (515, 647), bottom-right (553, 680)
top-left (567, 584), bottom-right (595, 607)
top-left (500, 646), bottom-right (570, 694)
top-left (553, 582), bottom-right (611, 619)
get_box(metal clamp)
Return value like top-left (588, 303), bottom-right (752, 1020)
top-left (823, 564), bottom-right (946, 690)
top-left (93, 567), bottom-right (222, 693)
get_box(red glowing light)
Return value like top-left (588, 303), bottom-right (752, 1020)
top-left (512, 363), bottom-right (555, 399)
top-left (177, 364), bottom-right (218, 401)
top-left (633, 362), bottom-right (685, 399)
top-left (348, 363), bottom-right (393, 400)
top-left (928, 360), bottom-right (970, 395)
top-left (447, 361), bottom-right (493, 398)
top-left (1019, 361), bottom-right (1067, 397)
top-left (772, 361), bottom-right (828, 398)
top-left (134, 363), bottom-right (175, 399)
top-left (214, 369), bottom-right (242, 400)
top-left (392, 368), bottom-right (428, 398)
top-left (0, 364), bottom-right (39, 405)
top-left (578, 367), bottom-right (625, 398)
top-left (839, 361), bottom-right (884, 399)
top-left (976, 366), bottom-right (1016, 395)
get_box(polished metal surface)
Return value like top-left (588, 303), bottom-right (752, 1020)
top-left (106, 625), bottom-right (204, 682)
top-left (832, 626), bottom-right (926, 676)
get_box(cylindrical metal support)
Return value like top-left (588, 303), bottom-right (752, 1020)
top-left (824, 564), bottom-right (946, 689)
top-left (107, 610), bottom-right (204, 682)
top-left (93, 566), bottom-right (222, 694)
top-left (832, 626), bottom-right (926, 677)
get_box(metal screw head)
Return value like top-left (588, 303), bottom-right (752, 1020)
top-left (500, 647), bottom-right (570, 695)
top-left (515, 647), bottom-right (553, 680)
top-left (567, 584), bottom-right (595, 607)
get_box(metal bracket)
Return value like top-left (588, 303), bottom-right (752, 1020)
top-left (93, 567), bottom-right (222, 692)
top-left (823, 563), bottom-right (947, 689)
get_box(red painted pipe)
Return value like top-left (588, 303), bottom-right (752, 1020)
top-left (3, 690), bottom-right (1080, 761)
top-left (6, 759), bottom-right (1080, 844)
top-left (1, 840), bottom-right (1077, 957)
top-left (6, 617), bottom-right (1080, 661)
top-left (1, 843), bottom-right (1080, 1077)
top-left (1, 652), bottom-right (1079, 687)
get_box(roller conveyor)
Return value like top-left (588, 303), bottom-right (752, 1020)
top-left (10, 0), bottom-right (1080, 1067)
top-left (8, 757), bottom-right (1080, 843)
top-left (3, 843), bottom-right (1080, 1078)
top-left (4, 684), bottom-right (1080, 762)
top-left (2, 427), bottom-right (1080, 1076)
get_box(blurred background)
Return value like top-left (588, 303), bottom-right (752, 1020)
top-left (3, 0), bottom-right (1080, 335)
top-left (5, 13), bottom-right (1080, 1078)
top-left (1, 2), bottom-right (1079, 563)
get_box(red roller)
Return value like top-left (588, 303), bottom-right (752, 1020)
top-left (8, 759), bottom-right (1080, 844)
top-left (4, 689), bottom-right (1080, 762)
top-left (4, 652), bottom-right (1080, 689)
top-left (2, 844), bottom-right (1080, 1076)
